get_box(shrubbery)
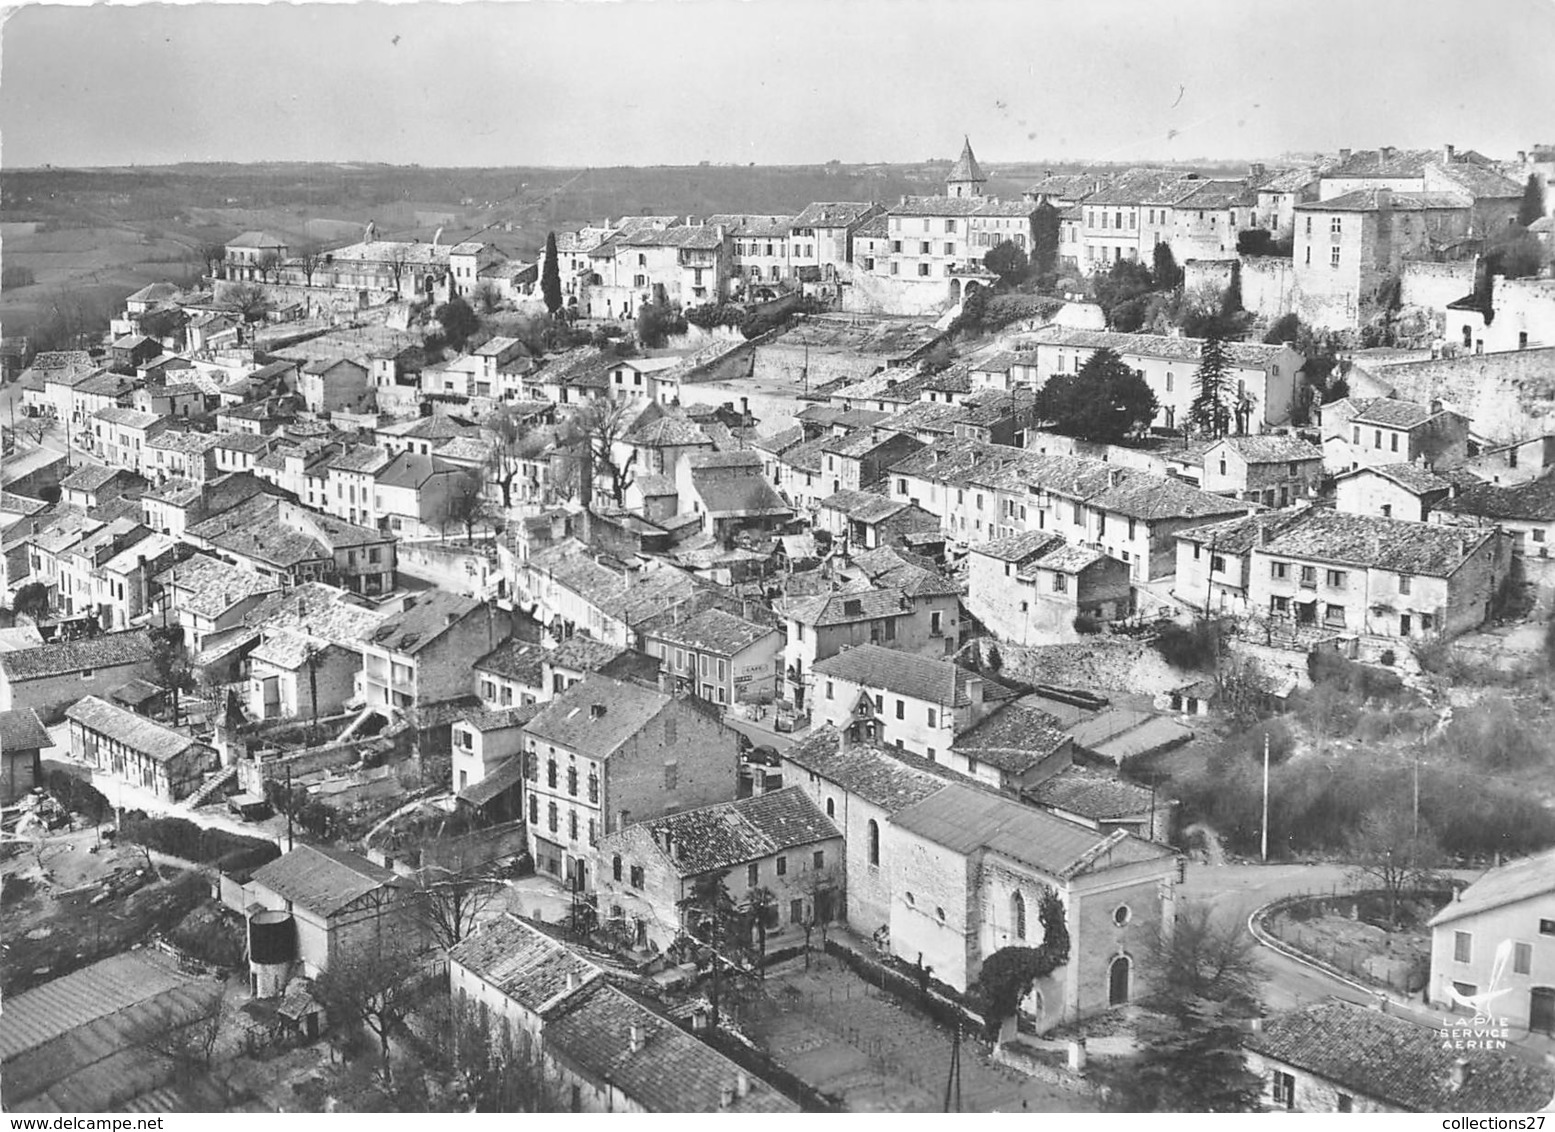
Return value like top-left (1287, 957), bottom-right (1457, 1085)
top-left (121, 814), bottom-right (280, 872)
top-left (684, 303), bottom-right (744, 330)
top-left (1154, 619), bottom-right (1226, 670)
top-left (46, 770), bottom-right (110, 822)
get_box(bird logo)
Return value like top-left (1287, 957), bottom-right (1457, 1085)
top-left (1446, 938), bottom-right (1514, 1023)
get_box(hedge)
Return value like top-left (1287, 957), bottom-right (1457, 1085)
top-left (122, 815), bottom-right (280, 870)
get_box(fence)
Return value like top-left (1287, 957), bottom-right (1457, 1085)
top-left (1254, 886), bottom-right (1447, 998)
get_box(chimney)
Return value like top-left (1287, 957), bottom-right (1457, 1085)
top-left (1249, 162), bottom-right (1266, 178)
top-left (565, 971), bottom-right (577, 991)
top-left (838, 726), bottom-right (852, 753)
top-left (590, 702), bottom-right (607, 720)
top-left (628, 1024), bottom-right (644, 1053)
top-left (1443, 143), bottom-right (1456, 163)
top-left (1380, 145), bottom-right (1396, 161)
top-left (1375, 188), bottom-right (1394, 211)
top-left (1339, 148), bottom-right (1352, 161)
top-left (1450, 1058), bottom-right (1470, 1091)
top-left (719, 1085), bottom-right (735, 1109)
top-left (1430, 398), bottom-right (1443, 415)
top-left (1108, 468), bottom-right (1124, 487)
top-left (445, 611), bottom-right (458, 627)
top-left (1518, 150), bottom-right (1528, 164)
top-left (735, 1071), bottom-right (750, 1099)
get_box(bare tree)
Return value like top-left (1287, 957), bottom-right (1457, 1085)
top-left (195, 242), bottom-right (229, 279)
top-left (411, 859), bottom-right (504, 950)
top-left (136, 988), bottom-right (227, 1071)
top-left (1346, 804), bottom-right (1441, 926)
top-left (385, 246), bottom-right (412, 298)
top-left (298, 248), bottom-right (327, 289)
top-left (254, 249), bottom-right (282, 284)
top-left (565, 399), bottom-right (638, 507)
top-left (314, 944), bottom-right (430, 1084)
top-left (1144, 901), bottom-right (1263, 1012)
top-left (433, 468), bottom-right (491, 543)
top-left (483, 405), bottom-right (548, 510)
top-left (228, 283), bottom-right (272, 324)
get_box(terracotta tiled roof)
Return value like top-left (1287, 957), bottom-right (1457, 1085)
top-left (814, 642), bottom-right (974, 707)
top-left (1428, 847), bottom-right (1555, 926)
top-left (1248, 1001), bottom-right (1555, 1112)
top-left (1260, 509), bottom-right (1496, 577)
top-left (638, 787), bottom-right (838, 877)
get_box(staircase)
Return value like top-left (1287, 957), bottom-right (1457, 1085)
top-left (185, 763), bottom-right (239, 810)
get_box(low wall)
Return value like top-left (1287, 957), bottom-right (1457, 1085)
top-left (991, 1040), bottom-right (1105, 1099)
top-left (423, 819), bottom-right (530, 872)
top-left (396, 539), bottom-right (502, 599)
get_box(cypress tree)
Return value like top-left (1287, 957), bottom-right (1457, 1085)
top-left (1190, 333), bottom-right (1232, 438)
top-left (1517, 173), bottom-right (1546, 229)
top-left (541, 231), bottom-right (563, 316)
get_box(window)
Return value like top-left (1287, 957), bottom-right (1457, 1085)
top-left (931, 610), bottom-right (943, 636)
top-left (1515, 941), bottom-right (1533, 975)
top-left (826, 680), bottom-right (835, 700)
top-left (80, 668), bottom-right (96, 680)
top-left (1352, 425), bottom-right (1361, 444)
top-left (529, 795), bottom-right (538, 824)
top-left (813, 850), bottom-right (825, 870)
top-left (927, 707), bottom-right (937, 727)
top-left (1331, 245), bottom-right (1341, 268)
top-left (945, 219), bottom-right (956, 234)
top-left (868, 819), bottom-right (880, 866)
top-left (1052, 573), bottom-right (1068, 593)
top-left (1012, 891), bottom-right (1027, 939)
top-left (748, 862), bottom-right (759, 887)
top-left (547, 802), bottom-right (558, 833)
top-left (1399, 575), bottom-right (1412, 595)
top-left (1536, 530), bottom-right (1547, 544)
top-left (1114, 904), bottom-right (1131, 926)
top-left (1454, 931), bottom-right (1472, 963)
top-left (1326, 570), bottom-right (1346, 588)
top-left (918, 263), bottom-right (930, 277)
top-left (567, 766), bottom-right (578, 796)
top-left (568, 810), bottom-right (578, 841)
top-left (919, 241), bottom-right (931, 254)
top-left (664, 761), bottom-right (678, 790)
top-left (777, 855), bottom-right (788, 876)
top-left (630, 864), bottom-right (644, 888)
top-left (1324, 604), bottom-right (1346, 626)
top-left (1271, 561), bottom-right (1289, 579)
top-left (1390, 432), bottom-right (1399, 452)
top-left (547, 759), bottom-right (558, 788)
top-left (1540, 919), bottom-right (1555, 936)
top-left (588, 771), bottom-right (599, 803)
top-left (1272, 1071), bottom-right (1296, 1110)
top-left (1300, 565), bottom-right (1316, 586)
top-left (1211, 555), bottom-right (1226, 574)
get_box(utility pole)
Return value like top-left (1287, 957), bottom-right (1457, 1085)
top-left (1260, 728), bottom-right (1271, 863)
top-left (285, 762), bottom-right (294, 852)
top-left (943, 1021), bottom-right (962, 1112)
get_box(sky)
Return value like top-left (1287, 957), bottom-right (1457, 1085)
top-left (2, 0), bottom-right (1554, 170)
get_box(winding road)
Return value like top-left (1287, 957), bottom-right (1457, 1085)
top-left (1181, 861), bottom-right (1555, 1063)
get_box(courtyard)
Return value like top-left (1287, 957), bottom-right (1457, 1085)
top-left (730, 951), bottom-right (1095, 1113)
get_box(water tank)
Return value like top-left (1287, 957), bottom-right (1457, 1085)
top-left (248, 909), bottom-right (296, 964)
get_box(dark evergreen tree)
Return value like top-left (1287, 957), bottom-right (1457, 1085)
top-left (983, 240), bottom-right (1029, 287)
top-left (1031, 202), bottom-right (1062, 279)
top-left (1518, 173), bottom-right (1547, 229)
top-left (1151, 241), bottom-right (1182, 289)
top-left (1104, 998), bottom-right (1265, 1113)
top-left (1189, 333), bottom-right (1233, 438)
top-left (541, 231), bottom-right (563, 315)
top-left (1034, 347), bottom-right (1158, 443)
